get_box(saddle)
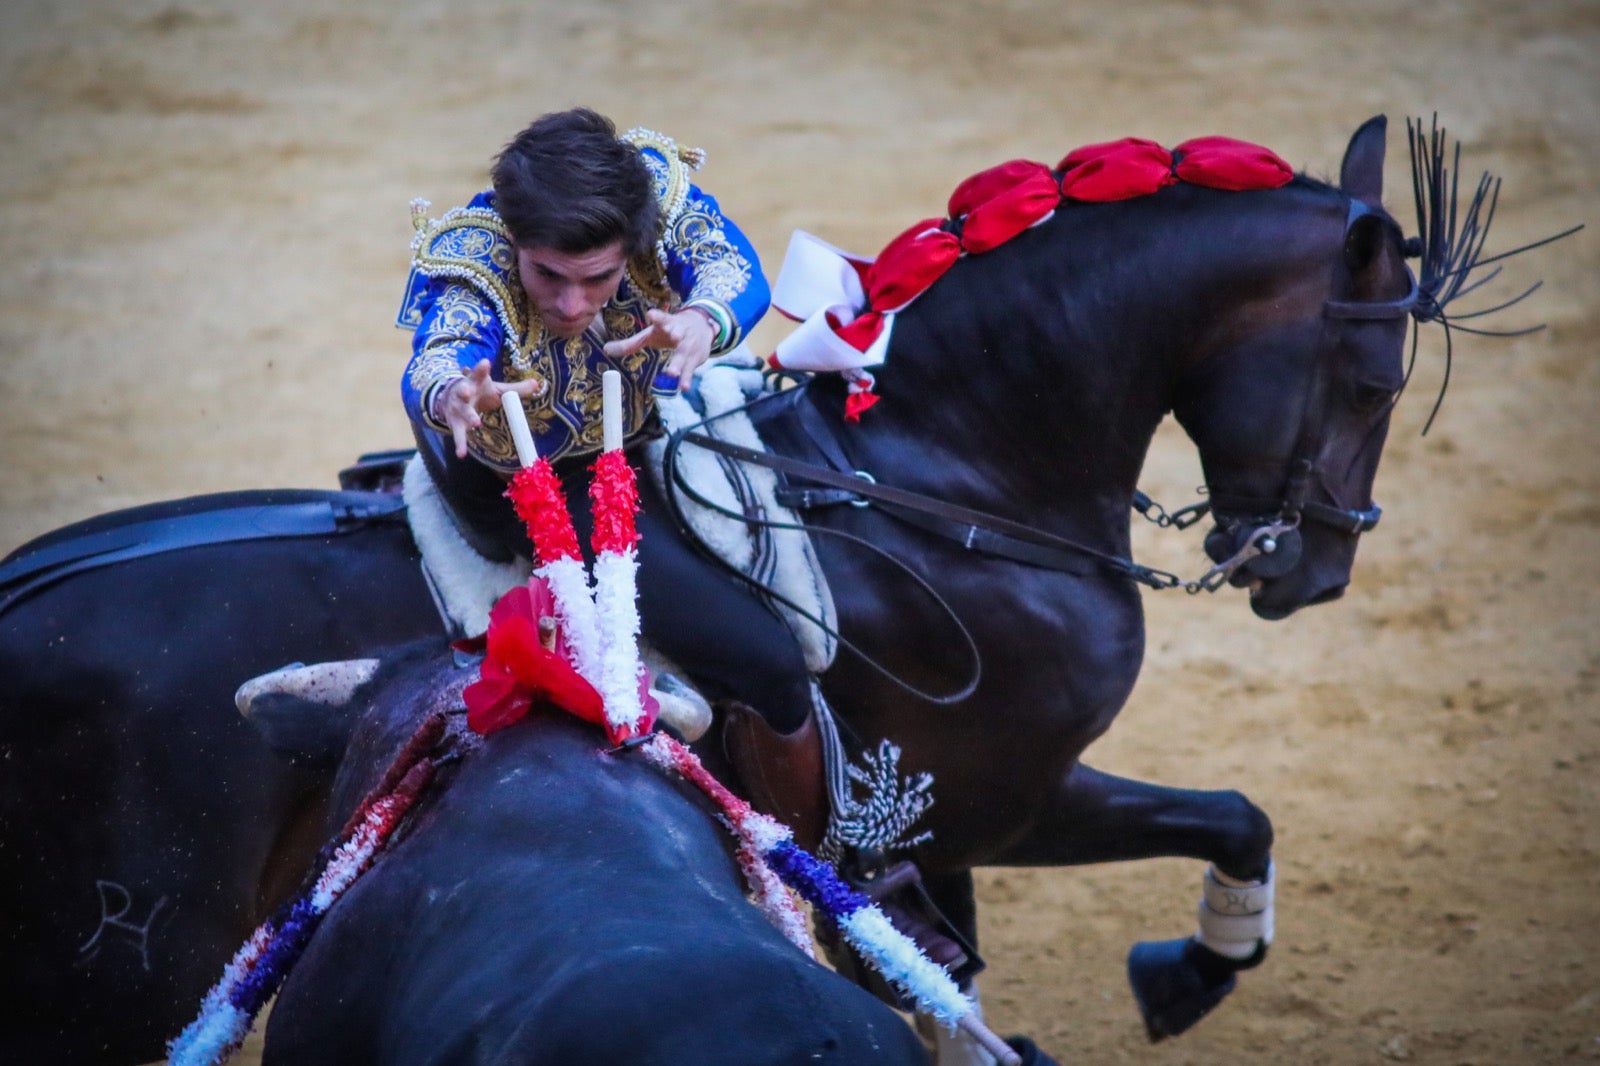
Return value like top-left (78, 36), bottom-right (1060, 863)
top-left (643, 355), bottom-right (837, 675)
top-left (0, 488), bottom-right (408, 619)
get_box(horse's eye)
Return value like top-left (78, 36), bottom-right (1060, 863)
top-left (1349, 379), bottom-right (1400, 414)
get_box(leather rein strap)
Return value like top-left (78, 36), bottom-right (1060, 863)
top-left (665, 394), bottom-right (988, 705)
top-left (680, 425), bottom-right (1184, 590)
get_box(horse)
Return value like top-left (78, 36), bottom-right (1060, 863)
top-left (687, 114), bottom-right (1420, 1038)
top-left (0, 488), bottom-right (442, 1063)
top-left (0, 115), bottom-right (1550, 1062)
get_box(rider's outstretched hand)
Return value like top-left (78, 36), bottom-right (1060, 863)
top-left (438, 359), bottom-right (548, 458)
top-left (603, 308), bottom-right (715, 390)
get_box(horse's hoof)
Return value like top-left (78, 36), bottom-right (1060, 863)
top-left (1126, 937), bottom-right (1237, 1042)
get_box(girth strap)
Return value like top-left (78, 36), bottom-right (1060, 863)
top-left (0, 495), bottom-right (408, 616)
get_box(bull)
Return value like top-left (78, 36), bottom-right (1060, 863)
top-left (236, 639), bottom-right (1051, 1065)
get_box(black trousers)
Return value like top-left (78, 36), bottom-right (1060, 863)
top-left (413, 424), bottom-right (813, 733)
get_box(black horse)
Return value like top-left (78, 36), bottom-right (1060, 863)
top-left (0, 116), bottom-right (1555, 1062)
top-left (0, 490), bottom-right (441, 1063)
top-left (706, 115), bottom-right (1417, 1038)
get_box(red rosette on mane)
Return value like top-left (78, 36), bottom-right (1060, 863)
top-left (767, 132), bottom-right (1295, 423)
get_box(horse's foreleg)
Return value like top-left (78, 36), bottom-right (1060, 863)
top-left (994, 762), bottom-right (1271, 876)
top-left (993, 762), bottom-right (1275, 1042)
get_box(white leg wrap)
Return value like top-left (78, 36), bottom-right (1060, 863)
top-left (1194, 861), bottom-right (1274, 961)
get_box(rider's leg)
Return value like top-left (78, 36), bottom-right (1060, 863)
top-left (410, 421), bottom-right (527, 563)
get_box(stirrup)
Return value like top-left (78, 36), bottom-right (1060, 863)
top-left (818, 854), bottom-right (986, 1011)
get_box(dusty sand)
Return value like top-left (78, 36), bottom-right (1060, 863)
top-left (2, 1), bottom-right (1596, 1062)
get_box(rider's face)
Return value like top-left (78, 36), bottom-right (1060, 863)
top-left (516, 242), bottom-right (629, 339)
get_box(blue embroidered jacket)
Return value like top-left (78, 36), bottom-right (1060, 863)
top-left (398, 129), bottom-right (768, 471)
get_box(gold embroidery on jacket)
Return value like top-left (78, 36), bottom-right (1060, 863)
top-left (406, 128), bottom-right (745, 469)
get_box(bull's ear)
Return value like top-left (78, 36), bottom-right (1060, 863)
top-left (1340, 115), bottom-right (1387, 206)
top-left (236, 659), bottom-right (379, 761)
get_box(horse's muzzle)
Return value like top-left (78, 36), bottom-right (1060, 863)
top-left (1249, 579), bottom-right (1346, 620)
top-left (1204, 522), bottom-right (1304, 582)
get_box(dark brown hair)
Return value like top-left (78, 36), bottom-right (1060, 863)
top-left (490, 108), bottom-right (659, 257)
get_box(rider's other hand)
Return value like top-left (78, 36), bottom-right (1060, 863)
top-left (442, 359), bottom-right (547, 459)
top-left (602, 308), bottom-right (714, 391)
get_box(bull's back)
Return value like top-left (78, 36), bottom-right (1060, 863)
top-left (266, 718), bottom-right (928, 1065)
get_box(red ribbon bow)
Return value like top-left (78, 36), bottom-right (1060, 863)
top-left (462, 585), bottom-right (606, 736)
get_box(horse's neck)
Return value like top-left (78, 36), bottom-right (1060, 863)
top-left (846, 185), bottom-right (1340, 535)
top-left (850, 225), bottom-right (1180, 544)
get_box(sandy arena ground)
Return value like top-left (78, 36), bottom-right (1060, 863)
top-left (2, 1), bottom-right (1596, 1062)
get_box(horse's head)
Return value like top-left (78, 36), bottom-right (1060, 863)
top-left (1173, 117), bottom-right (1413, 619)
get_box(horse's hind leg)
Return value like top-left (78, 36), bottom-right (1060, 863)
top-left (992, 762), bottom-right (1275, 1042)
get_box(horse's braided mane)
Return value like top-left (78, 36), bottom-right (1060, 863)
top-left (1288, 173), bottom-right (1339, 196)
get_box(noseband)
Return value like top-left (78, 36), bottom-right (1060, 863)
top-left (1191, 199), bottom-right (1413, 592)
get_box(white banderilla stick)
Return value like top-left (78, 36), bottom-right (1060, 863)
top-left (500, 390), bottom-right (539, 468)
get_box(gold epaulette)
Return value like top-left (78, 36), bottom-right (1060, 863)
top-left (620, 127), bottom-right (705, 231)
top-left (401, 199), bottom-right (526, 340)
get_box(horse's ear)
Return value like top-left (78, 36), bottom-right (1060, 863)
top-left (1340, 115), bottom-right (1388, 206)
top-left (1344, 212), bottom-right (1387, 275)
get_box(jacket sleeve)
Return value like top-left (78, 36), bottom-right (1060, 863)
top-left (660, 183), bottom-right (770, 355)
top-left (401, 281), bottom-right (505, 432)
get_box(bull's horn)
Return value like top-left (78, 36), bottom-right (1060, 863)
top-left (235, 659), bottom-right (381, 718)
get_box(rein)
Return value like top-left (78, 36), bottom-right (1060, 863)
top-left (673, 384), bottom-right (1371, 604)
top-left (662, 392), bottom-right (987, 706)
top-left (679, 426), bottom-right (1183, 590)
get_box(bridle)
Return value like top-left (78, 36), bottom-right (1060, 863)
top-left (1181, 198), bottom-right (1416, 592)
top-left (673, 203), bottom-right (1422, 606)
top-left (657, 196), bottom-right (1439, 704)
